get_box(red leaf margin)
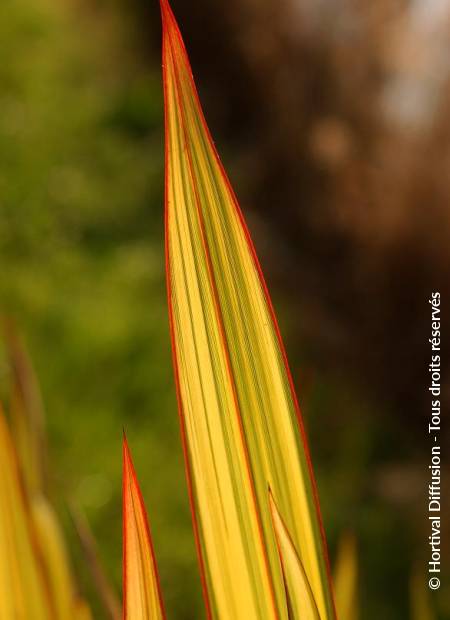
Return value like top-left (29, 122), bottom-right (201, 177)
top-left (159, 1), bottom-right (337, 618)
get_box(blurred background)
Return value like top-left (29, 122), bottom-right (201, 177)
top-left (1, 0), bottom-right (449, 617)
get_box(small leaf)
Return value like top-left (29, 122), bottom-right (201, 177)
top-left (0, 407), bottom-right (52, 619)
top-left (32, 495), bottom-right (77, 619)
top-left (123, 435), bottom-right (166, 620)
top-left (269, 491), bottom-right (320, 620)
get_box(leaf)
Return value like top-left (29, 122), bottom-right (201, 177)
top-left (2, 324), bottom-right (92, 620)
top-left (122, 435), bottom-right (166, 620)
top-left (161, 1), bottom-right (336, 618)
top-left (269, 491), bottom-right (321, 620)
top-left (31, 495), bottom-right (78, 620)
top-left (0, 406), bottom-right (52, 619)
top-left (3, 317), bottom-right (47, 495)
top-left (333, 532), bottom-right (358, 620)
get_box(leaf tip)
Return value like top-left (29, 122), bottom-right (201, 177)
top-left (158, 0), bottom-right (174, 28)
top-left (122, 436), bottom-right (166, 620)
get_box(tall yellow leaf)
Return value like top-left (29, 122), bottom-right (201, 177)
top-left (0, 407), bottom-right (52, 619)
top-left (161, 1), bottom-right (336, 618)
top-left (122, 436), bottom-right (166, 620)
top-left (269, 491), bottom-right (320, 620)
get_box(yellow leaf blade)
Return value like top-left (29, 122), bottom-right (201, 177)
top-left (31, 496), bottom-right (77, 620)
top-left (161, 1), bottom-right (336, 618)
top-left (269, 491), bottom-right (321, 620)
top-left (122, 436), bottom-right (166, 620)
top-left (0, 407), bottom-right (52, 620)
top-left (2, 325), bottom-right (92, 620)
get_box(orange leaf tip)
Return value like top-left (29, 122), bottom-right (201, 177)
top-left (122, 436), bottom-right (166, 620)
top-left (269, 490), bottom-right (321, 620)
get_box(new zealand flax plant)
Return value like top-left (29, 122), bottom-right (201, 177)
top-left (152, 0), bottom-right (336, 618)
top-left (0, 4), bottom-right (440, 618)
top-left (124, 3), bottom-right (440, 605)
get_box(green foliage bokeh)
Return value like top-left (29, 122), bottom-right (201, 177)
top-left (0, 0), bottom-right (201, 617)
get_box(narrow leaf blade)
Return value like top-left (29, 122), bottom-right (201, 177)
top-left (122, 436), bottom-right (166, 620)
top-left (31, 496), bottom-right (77, 619)
top-left (2, 325), bottom-right (92, 619)
top-left (0, 407), bottom-right (52, 619)
top-left (161, 2), bottom-right (336, 618)
top-left (269, 491), bottom-right (321, 620)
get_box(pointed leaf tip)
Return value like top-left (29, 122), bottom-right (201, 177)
top-left (122, 437), bottom-right (166, 620)
top-left (162, 2), bottom-right (336, 618)
top-left (269, 491), bottom-right (321, 620)
top-left (158, 0), bottom-right (175, 29)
